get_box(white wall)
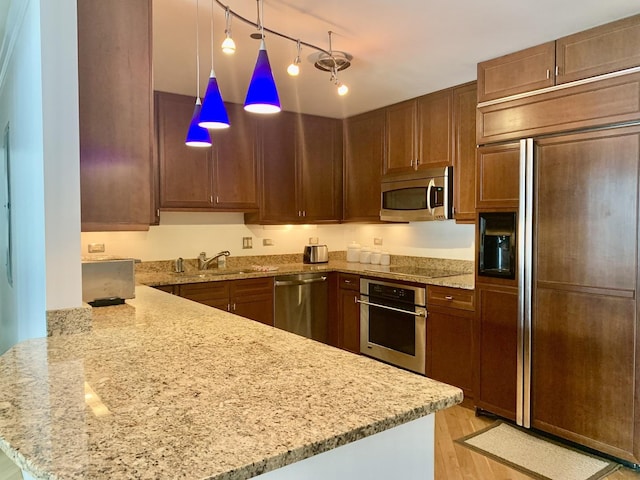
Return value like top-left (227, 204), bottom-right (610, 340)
top-left (81, 212), bottom-right (474, 262)
top-left (0, 0), bottom-right (81, 354)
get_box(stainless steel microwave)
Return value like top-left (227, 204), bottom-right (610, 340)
top-left (380, 166), bottom-right (453, 222)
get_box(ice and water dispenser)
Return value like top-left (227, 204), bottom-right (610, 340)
top-left (479, 212), bottom-right (516, 279)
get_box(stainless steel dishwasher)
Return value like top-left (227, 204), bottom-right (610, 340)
top-left (274, 273), bottom-right (328, 343)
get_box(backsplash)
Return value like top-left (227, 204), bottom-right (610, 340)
top-left (82, 212), bottom-right (475, 262)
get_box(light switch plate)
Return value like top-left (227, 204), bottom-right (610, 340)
top-left (373, 237), bottom-right (383, 246)
top-left (242, 237), bottom-right (253, 249)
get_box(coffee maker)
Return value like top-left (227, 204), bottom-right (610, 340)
top-left (479, 212), bottom-right (516, 279)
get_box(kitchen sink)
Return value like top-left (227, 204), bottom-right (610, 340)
top-left (171, 269), bottom-right (247, 279)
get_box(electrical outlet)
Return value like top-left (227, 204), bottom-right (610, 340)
top-left (263, 239), bottom-right (273, 246)
top-left (309, 237), bottom-right (318, 245)
top-left (373, 237), bottom-right (383, 246)
top-left (88, 243), bottom-right (105, 253)
top-left (242, 237), bottom-right (253, 249)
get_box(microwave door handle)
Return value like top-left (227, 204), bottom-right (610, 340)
top-left (426, 178), bottom-right (435, 215)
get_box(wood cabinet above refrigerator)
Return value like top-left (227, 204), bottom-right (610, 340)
top-left (477, 13), bottom-right (640, 103)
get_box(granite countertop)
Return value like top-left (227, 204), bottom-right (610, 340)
top-left (136, 260), bottom-right (475, 290)
top-left (0, 286), bottom-right (462, 480)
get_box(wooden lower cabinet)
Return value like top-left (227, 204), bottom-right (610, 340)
top-left (474, 283), bottom-right (518, 421)
top-left (177, 278), bottom-right (274, 326)
top-left (153, 284), bottom-right (177, 295)
top-left (426, 286), bottom-right (474, 401)
top-left (333, 273), bottom-right (360, 354)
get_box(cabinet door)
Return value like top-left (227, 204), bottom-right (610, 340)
top-left (475, 284), bottom-right (518, 421)
top-left (156, 92), bottom-right (214, 209)
top-left (254, 112), bottom-right (299, 223)
top-left (476, 143), bottom-right (520, 209)
top-left (556, 14), bottom-right (640, 85)
top-left (531, 127), bottom-right (640, 462)
top-left (210, 103), bottom-right (259, 210)
top-left (178, 281), bottom-right (229, 309)
top-left (339, 287), bottom-right (360, 354)
top-left (385, 100), bottom-right (417, 175)
top-left (477, 42), bottom-right (555, 103)
top-left (427, 305), bottom-right (474, 399)
top-left (230, 278), bottom-right (274, 326)
top-left (452, 82), bottom-right (477, 223)
top-left (297, 115), bottom-right (343, 222)
top-left (78, 0), bottom-right (153, 231)
top-left (343, 109), bottom-right (385, 222)
top-left (416, 89), bottom-right (453, 169)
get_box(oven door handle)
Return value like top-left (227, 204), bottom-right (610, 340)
top-left (356, 298), bottom-right (426, 317)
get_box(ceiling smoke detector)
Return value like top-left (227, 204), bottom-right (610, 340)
top-left (313, 51), bottom-right (353, 72)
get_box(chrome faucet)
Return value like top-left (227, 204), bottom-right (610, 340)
top-left (198, 250), bottom-right (231, 270)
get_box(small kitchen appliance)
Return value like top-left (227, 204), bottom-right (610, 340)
top-left (303, 244), bottom-right (329, 264)
top-left (81, 257), bottom-right (136, 306)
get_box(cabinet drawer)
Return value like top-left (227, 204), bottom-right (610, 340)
top-left (338, 273), bottom-right (360, 291)
top-left (427, 285), bottom-right (475, 311)
top-left (179, 281), bottom-right (229, 301)
top-left (230, 277), bottom-right (274, 297)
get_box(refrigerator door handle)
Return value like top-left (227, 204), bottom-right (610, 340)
top-left (517, 138), bottom-right (534, 428)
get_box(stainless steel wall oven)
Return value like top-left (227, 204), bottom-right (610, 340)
top-left (358, 278), bottom-right (427, 375)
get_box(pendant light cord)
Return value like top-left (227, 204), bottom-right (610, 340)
top-left (195, 0), bottom-right (201, 96)
top-left (210, 0), bottom-right (214, 67)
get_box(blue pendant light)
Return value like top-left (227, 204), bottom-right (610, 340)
top-left (199, 0), bottom-right (230, 129)
top-left (186, 97), bottom-right (212, 147)
top-left (244, 40), bottom-right (280, 114)
top-left (185, 0), bottom-right (212, 147)
top-left (244, 0), bottom-right (280, 114)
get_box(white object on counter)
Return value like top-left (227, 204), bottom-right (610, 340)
top-left (370, 250), bottom-right (381, 265)
top-left (359, 247), bottom-right (371, 264)
top-left (380, 252), bottom-right (390, 266)
top-left (347, 242), bottom-right (361, 263)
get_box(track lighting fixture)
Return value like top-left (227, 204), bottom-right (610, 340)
top-left (287, 40), bottom-right (302, 77)
top-left (221, 7), bottom-right (236, 54)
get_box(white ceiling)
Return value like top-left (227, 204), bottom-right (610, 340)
top-left (154, 0), bottom-right (640, 118)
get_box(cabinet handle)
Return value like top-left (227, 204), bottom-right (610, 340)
top-left (445, 295), bottom-right (454, 300)
top-left (344, 280), bottom-right (352, 284)
top-left (227, 304), bottom-right (231, 311)
top-left (232, 303), bottom-right (236, 311)
top-left (303, 211), bottom-right (306, 217)
top-left (210, 195), bottom-right (214, 204)
top-left (555, 65), bottom-right (559, 77)
top-left (546, 69), bottom-right (550, 79)
top-left (415, 159), bottom-right (420, 166)
top-left (353, 295), bottom-right (358, 304)
top-left (216, 196), bottom-right (219, 204)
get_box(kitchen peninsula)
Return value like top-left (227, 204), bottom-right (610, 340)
top-left (0, 286), bottom-right (462, 480)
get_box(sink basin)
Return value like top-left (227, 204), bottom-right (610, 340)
top-left (171, 269), bottom-right (247, 279)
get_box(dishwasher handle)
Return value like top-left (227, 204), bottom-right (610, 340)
top-left (274, 276), bottom-right (328, 287)
top-left (356, 298), bottom-right (427, 317)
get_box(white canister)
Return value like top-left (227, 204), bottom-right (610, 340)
top-left (346, 242), bottom-right (361, 263)
top-left (359, 247), bottom-right (371, 264)
top-left (370, 250), bottom-right (381, 265)
top-left (380, 251), bottom-right (390, 266)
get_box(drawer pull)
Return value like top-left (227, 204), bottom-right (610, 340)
top-left (445, 295), bottom-right (454, 300)
top-left (344, 280), bottom-right (352, 284)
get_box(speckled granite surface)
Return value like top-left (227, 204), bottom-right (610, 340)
top-left (0, 286), bottom-right (462, 480)
top-left (136, 255), bottom-right (475, 290)
top-left (46, 304), bottom-right (93, 336)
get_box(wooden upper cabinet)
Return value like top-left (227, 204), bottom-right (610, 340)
top-left (78, 0), bottom-right (154, 231)
top-left (343, 109), bottom-right (385, 222)
top-left (385, 100), bottom-right (417, 175)
top-left (477, 42), bottom-right (556, 103)
top-left (385, 90), bottom-right (454, 175)
top-left (297, 115), bottom-right (343, 222)
top-left (416, 89), bottom-right (453, 169)
top-left (155, 93), bottom-right (258, 212)
top-left (210, 103), bottom-right (258, 210)
top-left (452, 82), bottom-right (477, 223)
top-left (247, 112), bottom-right (342, 224)
top-left (478, 14), bottom-right (640, 103)
top-left (252, 112), bottom-right (298, 223)
top-left (476, 143), bottom-right (520, 208)
top-left (556, 14), bottom-right (640, 84)
top-left (156, 92), bottom-right (214, 209)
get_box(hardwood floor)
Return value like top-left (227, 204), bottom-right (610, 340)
top-left (435, 405), bottom-right (640, 480)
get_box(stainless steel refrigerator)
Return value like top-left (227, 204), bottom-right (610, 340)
top-left (513, 128), bottom-right (639, 464)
